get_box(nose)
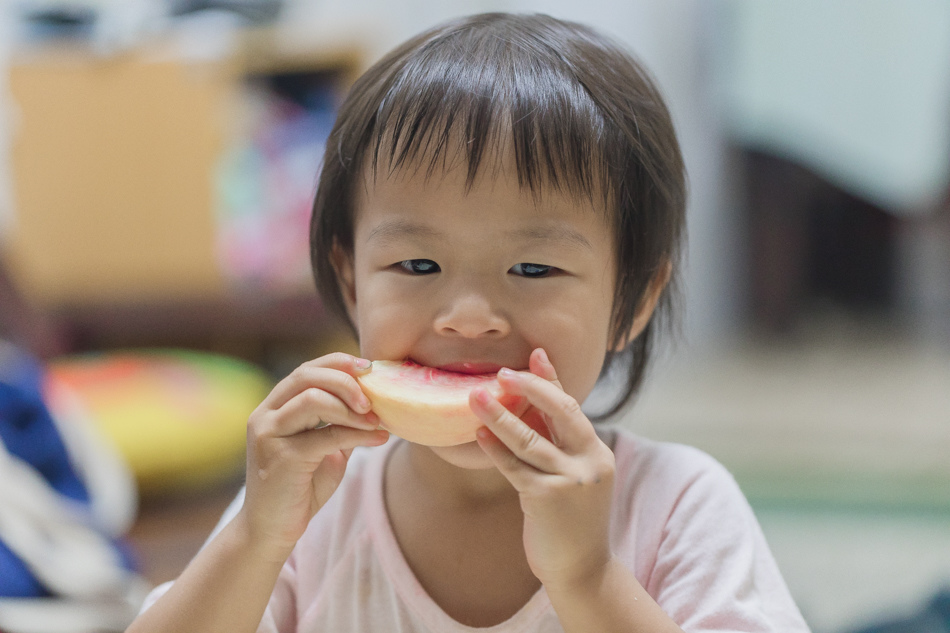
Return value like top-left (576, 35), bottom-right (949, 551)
top-left (433, 289), bottom-right (511, 339)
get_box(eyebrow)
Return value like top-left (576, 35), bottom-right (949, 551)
top-left (365, 219), bottom-right (593, 251)
top-left (366, 219), bottom-right (444, 246)
top-left (510, 226), bottom-right (593, 251)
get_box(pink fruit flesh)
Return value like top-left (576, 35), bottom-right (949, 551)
top-left (356, 360), bottom-right (526, 446)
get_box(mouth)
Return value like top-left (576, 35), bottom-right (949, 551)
top-left (432, 361), bottom-right (505, 375)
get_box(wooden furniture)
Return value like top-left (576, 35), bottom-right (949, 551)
top-left (4, 31), bottom-right (365, 366)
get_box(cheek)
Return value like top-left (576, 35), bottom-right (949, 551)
top-left (557, 346), bottom-right (608, 406)
top-left (521, 307), bottom-right (609, 404)
top-left (354, 278), bottom-right (427, 357)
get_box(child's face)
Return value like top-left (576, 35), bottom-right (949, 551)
top-left (337, 153), bottom-right (618, 468)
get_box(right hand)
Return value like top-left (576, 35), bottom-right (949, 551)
top-left (237, 353), bottom-right (389, 561)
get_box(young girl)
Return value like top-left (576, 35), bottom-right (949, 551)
top-left (130, 13), bottom-right (810, 633)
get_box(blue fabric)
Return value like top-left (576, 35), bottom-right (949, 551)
top-left (0, 346), bottom-right (89, 597)
top-left (0, 539), bottom-right (51, 598)
top-left (0, 353), bottom-right (89, 504)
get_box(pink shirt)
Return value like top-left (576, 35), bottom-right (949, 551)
top-left (143, 428), bottom-right (810, 632)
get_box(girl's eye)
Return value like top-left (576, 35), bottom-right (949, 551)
top-left (399, 259), bottom-right (441, 274)
top-left (510, 263), bottom-right (552, 278)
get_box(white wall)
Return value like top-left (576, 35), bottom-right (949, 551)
top-left (720, 0), bottom-right (950, 216)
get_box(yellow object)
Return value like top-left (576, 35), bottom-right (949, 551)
top-left (46, 350), bottom-right (272, 494)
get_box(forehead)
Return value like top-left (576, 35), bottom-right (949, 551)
top-left (352, 152), bottom-right (613, 257)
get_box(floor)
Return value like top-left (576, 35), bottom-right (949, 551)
top-left (127, 482), bottom-right (244, 587)
top-left (756, 507), bottom-right (950, 633)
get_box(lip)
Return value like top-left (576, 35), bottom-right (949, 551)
top-left (435, 361), bottom-right (506, 375)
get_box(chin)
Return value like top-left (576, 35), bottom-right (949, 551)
top-left (426, 441), bottom-right (496, 469)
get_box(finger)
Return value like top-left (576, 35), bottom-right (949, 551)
top-left (311, 451), bottom-right (350, 509)
top-left (496, 369), bottom-right (597, 451)
top-left (263, 355), bottom-right (372, 412)
top-left (528, 348), bottom-right (560, 386)
top-left (263, 386), bottom-right (380, 438)
top-left (288, 425), bottom-right (389, 466)
top-left (254, 426), bottom-right (388, 482)
top-left (470, 388), bottom-right (564, 474)
top-left (518, 348), bottom-right (561, 445)
top-left (474, 426), bottom-right (545, 492)
top-left (519, 406), bottom-right (557, 445)
top-left (263, 354), bottom-right (371, 411)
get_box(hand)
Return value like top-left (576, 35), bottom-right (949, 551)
top-left (239, 353), bottom-right (389, 562)
top-left (470, 348), bottom-right (615, 591)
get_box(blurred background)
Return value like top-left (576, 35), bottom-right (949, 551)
top-left (0, 1), bottom-right (948, 632)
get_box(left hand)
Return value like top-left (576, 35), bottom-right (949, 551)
top-left (470, 348), bottom-right (616, 591)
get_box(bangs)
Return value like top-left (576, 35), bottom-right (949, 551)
top-left (367, 21), bottom-right (614, 206)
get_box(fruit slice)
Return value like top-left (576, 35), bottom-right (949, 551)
top-left (356, 360), bottom-right (525, 446)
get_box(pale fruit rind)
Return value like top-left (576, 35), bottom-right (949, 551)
top-left (356, 360), bottom-right (518, 446)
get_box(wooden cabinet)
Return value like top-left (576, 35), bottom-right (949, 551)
top-left (9, 49), bottom-right (232, 304)
top-left (5, 32), bottom-right (365, 364)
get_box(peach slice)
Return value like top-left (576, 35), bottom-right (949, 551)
top-left (356, 360), bottom-right (527, 446)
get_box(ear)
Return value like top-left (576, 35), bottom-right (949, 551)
top-left (613, 259), bottom-right (672, 352)
top-left (330, 241), bottom-right (358, 323)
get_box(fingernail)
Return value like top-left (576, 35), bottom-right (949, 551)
top-left (473, 388), bottom-right (492, 404)
top-left (499, 368), bottom-right (517, 379)
top-left (355, 358), bottom-right (372, 370)
top-left (537, 349), bottom-right (550, 365)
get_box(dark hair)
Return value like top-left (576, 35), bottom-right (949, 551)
top-left (311, 12), bottom-right (686, 418)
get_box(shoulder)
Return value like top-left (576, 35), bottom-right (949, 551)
top-left (600, 427), bottom-right (810, 632)
top-left (603, 425), bottom-right (754, 551)
top-left (603, 426), bottom-right (740, 508)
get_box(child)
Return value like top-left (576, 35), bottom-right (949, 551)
top-left (129, 13), bottom-right (810, 633)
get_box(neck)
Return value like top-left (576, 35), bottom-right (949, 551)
top-left (389, 441), bottom-right (519, 511)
